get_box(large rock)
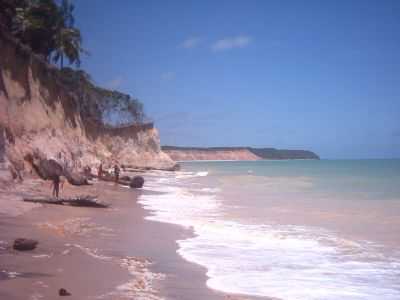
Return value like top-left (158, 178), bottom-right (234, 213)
top-left (40, 159), bottom-right (63, 179)
top-left (25, 153), bottom-right (64, 180)
top-left (13, 238), bottom-right (38, 251)
top-left (59, 288), bottom-right (71, 296)
top-left (129, 176), bottom-right (144, 189)
top-left (64, 171), bottom-right (90, 186)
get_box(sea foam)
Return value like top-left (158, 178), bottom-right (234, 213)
top-left (139, 170), bottom-right (400, 300)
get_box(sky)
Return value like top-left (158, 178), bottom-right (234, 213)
top-left (73, 0), bottom-right (400, 159)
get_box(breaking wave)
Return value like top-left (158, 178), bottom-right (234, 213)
top-left (139, 170), bottom-right (400, 300)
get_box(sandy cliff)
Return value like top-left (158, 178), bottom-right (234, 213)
top-left (164, 148), bottom-right (260, 161)
top-left (162, 146), bottom-right (320, 161)
top-left (0, 31), bottom-right (176, 180)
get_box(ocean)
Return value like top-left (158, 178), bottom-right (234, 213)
top-left (139, 159), bottom-right (400, 300)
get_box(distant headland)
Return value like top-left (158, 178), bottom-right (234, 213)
top-left (162, 146), bottom-right (320, 161)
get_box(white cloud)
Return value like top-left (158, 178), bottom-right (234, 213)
top-left (104, 76), bottom-right (123, 89)
top-left (211, 35), bottom-right (252, 51)
top-left (180, 37), bottom-right (201, 49)
top-left (161, 71), bottom-right (175, 81)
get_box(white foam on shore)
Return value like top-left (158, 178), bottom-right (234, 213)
top-left (66, 243), bottom-right (165, 300)
top-left (139, 172), bottom-right (400, 300)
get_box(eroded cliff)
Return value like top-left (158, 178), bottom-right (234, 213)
top-left (0, 31), bottom-right (176, 181)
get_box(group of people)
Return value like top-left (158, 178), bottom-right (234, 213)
top-left (51, 162), bottom-right (121, 199)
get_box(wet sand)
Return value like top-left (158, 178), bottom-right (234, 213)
top-left (0, 175), bottom-right (250, 300)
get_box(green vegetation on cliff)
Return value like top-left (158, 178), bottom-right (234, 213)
top-left (1, 0), bottom-right (84, 67)
top-left (0, 0), bottom-right (146, 127)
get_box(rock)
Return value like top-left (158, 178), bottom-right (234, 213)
top-left (64, 171), bottom-right (90, 186)
top-left (13, 238), bottom-right (38, 251)
top-left (40, 159), bottom-right (63, 179)
top-left (129, 176), bottom-right (144, 188)
top-left (59, 288), bottom-right (71, 296)
top-left (25, 153), bottom-right (64, 180)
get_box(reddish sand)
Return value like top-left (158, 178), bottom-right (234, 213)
top-left (0, 176), bottom-right (257, 300)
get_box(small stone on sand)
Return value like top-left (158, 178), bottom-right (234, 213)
top-left (59, 288), bottom-right (71, 296)
top-left (13, 238), bottom-right (38, 251)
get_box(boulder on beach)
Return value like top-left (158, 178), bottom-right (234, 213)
top-left (64, 171), bottom-right (90, 186)
top-left (59, 288), bottom-right (71, 296)
top-left (40, 159), bottom-right (63, 179)
top-left (13, 238), bottom-right (38, 251)
top-left (130, 176), bottom-right (144, 188)
top-left (24, 153), bottom-right (63, 180)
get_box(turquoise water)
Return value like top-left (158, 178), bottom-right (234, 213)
top-left (140, 159), bottom-right (400, 300)
top-left (182, 159), bottom-right (400, 200)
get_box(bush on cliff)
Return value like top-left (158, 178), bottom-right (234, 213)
top-left (0, 1), bottom-right (148, 128)
top-left (1, 0), bottom-right (84, 67)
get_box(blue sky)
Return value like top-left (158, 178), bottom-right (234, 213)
top-left (74, 0), bottom-right (400, 159)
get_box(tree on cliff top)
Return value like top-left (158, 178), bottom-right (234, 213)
top-left (98, 89), bottom-right (146, 126)
top-left (59, 68), bottom-right (147, 127)
top-left (52, 0), bottom-right (86, 68)
top-left (1, 0), bottom-right (147, 127)
top-left (2, 0), bottom-right (85, 67)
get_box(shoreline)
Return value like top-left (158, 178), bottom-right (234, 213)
top-left (174, 158), bottom-right (319, 162)
top-left (0, 173), bottom-right (252, 300)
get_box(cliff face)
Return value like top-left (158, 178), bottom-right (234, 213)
top-left (0, 32), bottom-right (176, 178)
top-left (162, 146), bottom-right (320, 161)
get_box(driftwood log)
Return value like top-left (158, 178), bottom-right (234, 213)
top-left (99, 174), bottom-right (131, 186)
top-left (23, 195), bottom-right (108, 208)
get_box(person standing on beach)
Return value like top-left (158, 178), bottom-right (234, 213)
top-left (98, 163), bottom-right (103, 179)
top-left (51, 176), bottom-right (61, 198)
top-left (114, 164), bottom-right (120, 183)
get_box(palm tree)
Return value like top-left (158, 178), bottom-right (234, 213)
top-left (53, 26), bottom-right (83, 68)
top-left (52, 0), bottom-right (85, 68)
top-left (12, 0), bottom-right (60, 59)
top-left (9, 0), bottom-right (85, 68)
top-left (59, 0), bottom-right (74, 27)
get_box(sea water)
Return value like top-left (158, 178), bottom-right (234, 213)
top-left (139, 160), bottom-right (400, 300)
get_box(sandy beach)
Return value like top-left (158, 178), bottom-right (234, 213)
top-left (0, 173), bottom-right (251, 300)
top-left (1, 1), bottom-right (399, 299)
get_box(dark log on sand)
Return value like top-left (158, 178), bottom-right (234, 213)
top-left (99, 174), bottom-right (131, 186)
top-left (120, 175), bottom-right (131, 181)
top-left (23, 195), bottom-right (108, 208)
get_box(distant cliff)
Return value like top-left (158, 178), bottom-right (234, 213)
top-left (162, 146), bottom-right (320, 161)
top-left (162, 147), bottom-right (260, 161)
